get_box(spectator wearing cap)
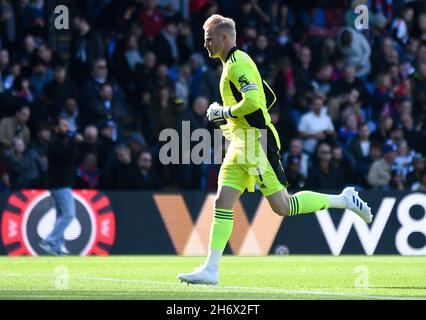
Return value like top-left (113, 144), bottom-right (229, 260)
top-left (305, 142), bottom-right (344, 191)
top-left (337, 27), bottom-right (371, 78)
top-left (0, 105), bottom-right (31, 150)
top-left (134, 150), bottom-right (163, 190)
top-left (298, 94), bottom-right (335, 154)
top-left (128, 131), bottom-right (147, 160)
top-left (285, 155), bottom-right (305, 193)
top-left (406, 153), bottom-right (426, 188)
top-left (367, 143), bottom-right (397, 190)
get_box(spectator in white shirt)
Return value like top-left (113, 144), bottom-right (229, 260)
top-left (298, 94), bottom-right (335, 154)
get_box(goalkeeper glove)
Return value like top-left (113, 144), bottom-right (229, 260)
top-left (206, 102), bottom-right (234, 122)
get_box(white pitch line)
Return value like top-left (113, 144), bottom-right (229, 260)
top-left (0, 273), bottom-right (424, 300)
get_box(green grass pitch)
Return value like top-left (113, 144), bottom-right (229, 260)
top-left (0, 255), bottom-right (425, 300)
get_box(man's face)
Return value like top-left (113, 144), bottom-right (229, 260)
top-left (290, 140), bottom-right (302, 155)
top-left (138, 153), bottom-right (152, 170)
top-left (57, 119), bottom-right (69, 135)
top-left (204, 28), bottom-right (224, 59)
top-left (17, 108), bottom-right (30, 124)
top-left (117, 149), bottom-right (131, 165)
top-left (318, 144), bottom-right (332, 162)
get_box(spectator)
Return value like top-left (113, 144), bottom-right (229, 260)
top-left (6, 137), bottom-right (45, 189)
top-left (331, 144), bottom-right (355, 185)
top-left (138, 0), bottom-right (165, 39)
top-left (31, 122), bottom-right (50, 165)
top-left (338, 113), bottom-right (358, 147)
top-left (337, 27), bottom-right (371, 78)
top-left (99, 143), bottom-right (139, 190)
top-left (394, 139), bottom-right (415, 176)
top-left (75, 153), bottom-right (100, 189)
top-left (285, 154), bottom-right (305, 193)
top-left (97, 120), bottom-right (116, 169)
top-left (367, 143), bottom-right (397, 190)
top-left (406, 153), bottom-right (426, 188)
top-left (134, 150), bottom-right (163, 190)
top-left (153, 16), bottom-right (190, 66)
top-left (390, 169), bottom-right (406, 191)
top-left (60, 98), bottom-right (81, 136)
top-left (128, 131), bottom-right (147, 160)
top-left (283, 138), bottom-right (309, 178)
top-left (348, 122), bottom-right (371, 163)
top-left (411, 169), bottom-right (426, 192)
top-left (298, 94), bottom-right (335, 154)
top-left (69, 14), bottom-right (104, 82)
top-left (0, 105), bottom-right (31, 150)
top-left (77, 125), bottom-right (99, 165)
top-left (87, 82), bottom-right (128, 137)
top-left (43, 64), bottom-right (79, 118)
top-left (305, 142), bottom-right (344, 190)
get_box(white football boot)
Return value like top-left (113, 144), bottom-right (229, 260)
top-left (342, 187), bottom-right (373, 223)
top-left (177, 267), bottom-right (218, 285)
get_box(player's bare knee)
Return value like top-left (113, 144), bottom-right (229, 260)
top-left (215, 197), bottom-right (227, 210)
top-left (271, 198), bottom-right (290, 217)
top-left (272, 204), bottom-right (289, 217)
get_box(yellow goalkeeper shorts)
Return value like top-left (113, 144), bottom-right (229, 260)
top-left (218, 135), bottom-right (288, 197)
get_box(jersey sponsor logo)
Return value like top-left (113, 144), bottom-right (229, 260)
top-left (1, 190), bottom-right (115, 256)
top-left (240, 84), bottom-right (258, 93)
top-left (238, 75), bottom-right (250, 87)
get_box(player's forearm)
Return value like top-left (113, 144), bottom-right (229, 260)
top-left (228, 92), bottom-right (261, 117)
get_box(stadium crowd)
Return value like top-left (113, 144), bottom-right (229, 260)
top-left (1, 0), bottom-right (426, 192)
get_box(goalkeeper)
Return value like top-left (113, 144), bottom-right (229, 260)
top-left (178, 14), bottom-right (373, 285)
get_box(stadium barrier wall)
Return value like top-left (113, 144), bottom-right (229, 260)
top-left (0, 190), bottom-right (425, 256)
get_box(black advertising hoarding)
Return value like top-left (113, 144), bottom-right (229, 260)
top-left (0, 190), bottom-right (425, 256)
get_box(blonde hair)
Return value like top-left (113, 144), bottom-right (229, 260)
top-left (203, 14), bottom-right (236, 40)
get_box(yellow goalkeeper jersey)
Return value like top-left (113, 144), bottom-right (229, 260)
top-left (219, 47), bottom-right (280, 150)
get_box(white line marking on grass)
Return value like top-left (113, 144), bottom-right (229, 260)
top-left (0, 273), bottom-right (424, 300)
